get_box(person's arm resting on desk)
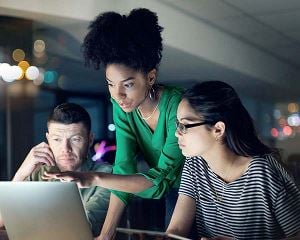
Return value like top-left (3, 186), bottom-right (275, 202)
top-left (166, 194), bottom-right (195, 237)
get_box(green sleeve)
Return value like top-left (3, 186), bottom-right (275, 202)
top-left (136, 94), bottom-right (184, 199)
top-left (110, 100), bottom-right (136, 205)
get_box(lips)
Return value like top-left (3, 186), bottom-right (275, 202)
top-left (119, 102), bottom-right (131, 108)
top-left (58, 155), bottom-right (75, 161)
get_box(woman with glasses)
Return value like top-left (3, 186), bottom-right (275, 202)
top-left (167, 81), bottom-right (300, 240)
top-left (44, 8), bottom-right (185, 240)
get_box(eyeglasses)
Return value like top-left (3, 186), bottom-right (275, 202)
top-left (176, 119), bottom-right (211, 134)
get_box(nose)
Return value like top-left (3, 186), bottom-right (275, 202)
top-left (61, 140), bottom-right (72, 153)
top-left (175, 128), bottom-right (183, 138)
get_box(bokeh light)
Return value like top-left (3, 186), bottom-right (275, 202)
top-left (18, 61), bottom-right (30, 72)
top-left (44, 71), bottom-right (57, 84)
top-left (34, 40), bottom-right (46, 53)
top-left (25, 66), bottom-right (39, 80)
top-left (12, 49), bottom-right (25, 62)
top-left (273, 109), bottom-right (281, 119)
top-left (0, 63), bottom-right (10, 79)
top-left (108, 124), bottom-right (116, 131)
top-left (270, 128), bottom-right (279, 138)
top-left (11, 65), bottom-right (23, 80)
top-left (278, 117), bottom-right (287, 127)
top-left (288, 103), bottom-right (299, 113)
top-left (1, 65), bottom-right (18, 82)
top-left (33, 68), bottom-right (44, 86)
top-left (283, 126), bottom-right (293, 136)
top-left (287, 114), bottom-right (300, 127)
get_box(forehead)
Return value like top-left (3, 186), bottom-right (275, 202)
top-left (177, 99), bottom-right (201, 121)
top-left (47, 122), bottom-right (88, 136)
top-left (106, 64), bottom-right (144, 82)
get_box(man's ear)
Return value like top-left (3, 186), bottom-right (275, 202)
top-left (213, 121), bottom-right (226, 141)
top-left (147, 68), bottom-right (157, 86)
top-left (88, 133), bottom-right (94, 148)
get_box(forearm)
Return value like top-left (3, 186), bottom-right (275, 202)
top-left (99, 194), bottom-right (126, 239)
top-left (94, 173), bottom-right (153, 193)
top-left (166, 194), bottom-right (196, 237)
top-left (12, 166), bottom-right (29, 181)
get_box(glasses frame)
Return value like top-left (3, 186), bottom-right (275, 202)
top-left (176, 120), bottom-right (211, 134)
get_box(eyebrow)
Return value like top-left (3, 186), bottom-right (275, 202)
top-left (106, 77), bottom-right (135, 83)
top-left (179, 117), bottom-right (201, 122)
top-left (49, 133), bottom-right (83, 138)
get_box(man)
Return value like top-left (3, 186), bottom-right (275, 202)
top-left (0, 103), bottom-right (111, 237)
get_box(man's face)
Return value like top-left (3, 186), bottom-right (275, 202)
top-left (46, 122), bottom-right (92, 171)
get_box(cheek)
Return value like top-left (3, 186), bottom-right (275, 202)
top-left (184, 133), bottom-right (209, 156)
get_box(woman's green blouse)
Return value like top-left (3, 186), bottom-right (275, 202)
top-left (110, 86), bottom-right (185, 205)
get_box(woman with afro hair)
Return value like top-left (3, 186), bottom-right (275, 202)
top-left (45, 8), bottom-right (185, 239)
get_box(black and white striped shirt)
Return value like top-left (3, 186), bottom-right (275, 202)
top-left (179, 155), bottom-right (300, 239)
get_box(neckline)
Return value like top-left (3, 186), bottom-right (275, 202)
top-left (201, 156), bottom-right (253, 186)
top-left (137, 97), bottom-right (160, 121)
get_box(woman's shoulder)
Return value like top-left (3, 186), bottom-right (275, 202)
top-left (160, 85), bottom-right (184, 109)
top-left (250, 154), bottom-right (292, 183)
top-left (161, 85), bottom-right (184, 97)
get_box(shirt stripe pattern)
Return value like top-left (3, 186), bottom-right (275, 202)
top-left (179, 155), bottom-right (300, 240)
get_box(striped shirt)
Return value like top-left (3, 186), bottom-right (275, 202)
top-left (179, 155), bottom-right (300, 239)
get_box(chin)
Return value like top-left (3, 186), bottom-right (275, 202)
top-left (182, 149), bottom-right (199, 158)
top-left (57, 165), bottom-right (77, 172)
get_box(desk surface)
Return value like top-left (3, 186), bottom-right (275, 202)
top-left (0, 230), bottom-right (8, 240)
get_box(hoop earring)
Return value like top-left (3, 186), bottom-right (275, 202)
top-left (149, 86), bottom-right (155, 101)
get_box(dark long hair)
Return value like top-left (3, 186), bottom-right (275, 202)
top-left (183, 81), bottom-right (272, 157)
top-left (82, 8), bottom-right (163, 73)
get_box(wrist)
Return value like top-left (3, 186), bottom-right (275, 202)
top-left (93, 172), bottom-right (103, 186)
top-left (12, 171), bottom-right (28, 181)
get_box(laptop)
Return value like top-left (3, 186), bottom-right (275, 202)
top-left (0, 182), bottom-right (93, 240)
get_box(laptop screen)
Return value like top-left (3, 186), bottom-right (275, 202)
top-left (0, 182), bottom-right (93, 240)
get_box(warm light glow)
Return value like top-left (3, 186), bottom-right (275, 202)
top-left (18, 61), bottom-right (30, 72)
top-left (34, 40), bottom-right (45, 53)
top-left (288, 103), bottom-right (299, 113)
top-left (270, 128), bottom-right (279, 138)
top-left (283, 126), bottom-right (292, 136)
top-left (25, 66), bottom-right (39, 80)
top-left (12, 49), bottom-right (25, 62)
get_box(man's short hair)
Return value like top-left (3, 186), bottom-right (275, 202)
top-left (47, 103), bottom-right (91, 132)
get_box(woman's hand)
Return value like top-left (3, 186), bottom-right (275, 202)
top-left (43, 171), bottom-right (99, 188)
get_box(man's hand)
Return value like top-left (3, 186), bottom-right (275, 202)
top-left (13, 142), bottom-right (55, 181)
top-left (43, 171), bottom-right (99, 188)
